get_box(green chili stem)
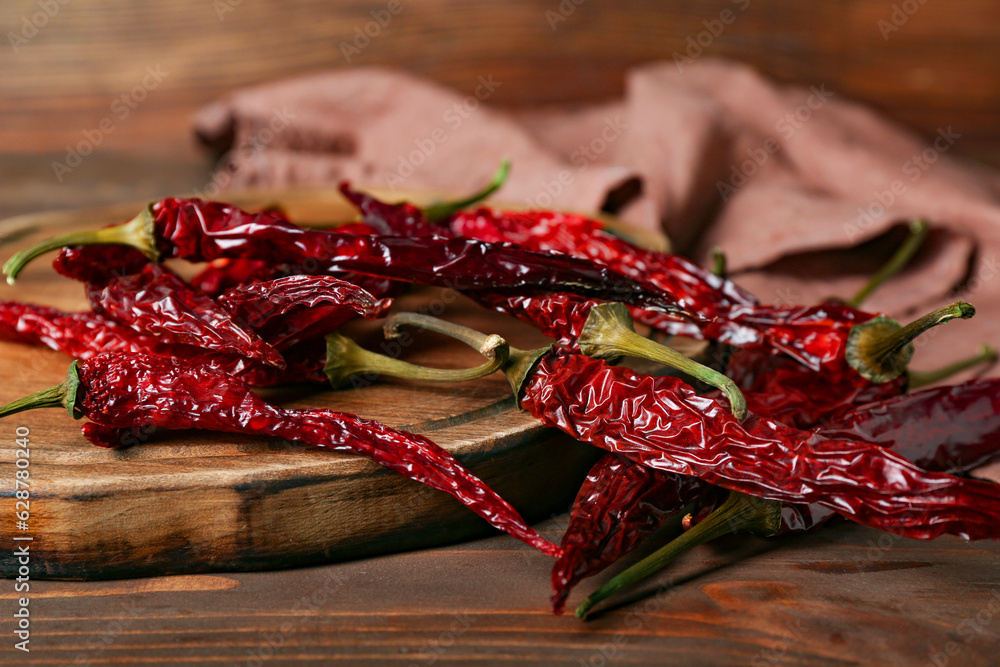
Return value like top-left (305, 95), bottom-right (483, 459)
top-left (0, 361), bottom-right (80, 419)
top-left (323, 332), bottom-right (508, 389)
top-left (709, 247), bottom-right (727, 279)
top-left (848, 220), bottom-right (928, 308)
top-left (575, 491), bottom-right (781, 620)
top-left (908, 344), bottom-right (998, 389)
top-left (577, 303), bottom-right (747, 420)
top-left (846, 302), bottom-right (976, 383)
top-left (4, 208), bottom-right (157, 284)
top-left (424, 160), bottom-right (511, 223)
top-left (384, 313), bottom-right (549, 397)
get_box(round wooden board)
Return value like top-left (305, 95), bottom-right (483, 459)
top-left (0, 190), bottom-right (618, 580)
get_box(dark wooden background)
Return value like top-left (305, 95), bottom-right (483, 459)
top-left (2, 2), bottom-right (1000, 665)
top-left (2, 0), bottom-right (1000, 166)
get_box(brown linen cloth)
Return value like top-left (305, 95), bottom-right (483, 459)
top-left (193, 59), bottom-right (1000, 385)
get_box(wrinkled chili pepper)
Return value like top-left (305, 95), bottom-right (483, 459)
top-left (523, 349), bottom-right (1000, 540)
top-left (0, 301), bottom-right (322, 387)
top-left (448, 207), bottom-right (757, 311)
top-left (54, 245), bottom-right (285, 368)
top-left (386, 313), bottom-right (1000, 543)
top-left (576, 375), bottom-right (1000, 617)
top-left (4, 198), bottom-right (688, 318)
top-left (217, 275), bottom-right (392, 351)
top-left (0, 300), bottom-right (248, 372)
top-left (0, 352), bottom-right (561, 557)
top-left (561, 373), bottom-right (1000, 613)
top-left (550, 454), bottom-right (712, 614)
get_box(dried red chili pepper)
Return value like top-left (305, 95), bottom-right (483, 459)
top-left (92, 263), bottom-right (285, 367)
top-left (447, 207), bottom-right (757, 311)
top-left (53, 245), bottom-right (285, 368)
top-left (0, 352), bottom-right (561, 557)
top-left (576, 374), bottom-right (1000, 617)
top-left (4, 198), bottom-right (688, 317)
top-left (550, 454), bottom-right (712, 614)
top-left (217, 275), bottom-right (392, 351)
top-left (817, 377), bottom-right (1000, 475)
top-left (0, 301), bottom-right (326, 387)
top-left (387, 312), bottom-right (1000, 543)
top-left (0, 300), bottom-right (245, 371)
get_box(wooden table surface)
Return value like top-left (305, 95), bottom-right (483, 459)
top-left (1, 151), bottom-right (999, 666)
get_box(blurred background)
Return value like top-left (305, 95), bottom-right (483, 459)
top-left (1, 0), bottom-right (999, 218)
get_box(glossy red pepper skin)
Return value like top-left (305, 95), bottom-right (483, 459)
top-left (54, 245), bottom-right (285, 368)
top-left (817, 379), bottom-right (1000, 475)
top-left (90, 263), bottom-right (285, 368)
top-left (70, 352), bottom-right (560, 557)
top-left (53, 245), bottom-right (151, 286)
top-left (339, 183), bottom-right (439, 238)
top-left (446, 208), bottom-right (882, 370)
top-left (551, 454), bottom-right (711, 614)
top-left (726, 347), bottom-right (905, 429)
top-left (520, 349), bottom-right (1000, 542)
top-left (0, 301), bottom-right (315, 386)
top-left (449, 208), bottom-right (756, 310)
top-left (217, 275), bottom-right (392, 351)
top-left (147, 198), bottom-right (685, 315)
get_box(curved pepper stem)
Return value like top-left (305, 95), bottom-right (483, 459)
top-left (424, 160), bottom-right (511, 223)
top-left (575, 491), bottom-right (781, 620)
top-left (577, 303), bottom-right (748, 421)
top-left (384, 313), bottom-right (550, 398)
top-left (848, 219), bottom-right (928, 308)
top-left (908, 343), bottom-right (998, 389)
top-left (846, 301), bottom-right (976, 383)
top-left (4, 207), bottom-right (158, 284)
top-left (0, 361), bottom-right (81, 419)
top-left (323, 331), bottom-right (509, 389)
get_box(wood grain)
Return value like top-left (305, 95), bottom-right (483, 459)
top-left (2, 0), bottom-right (1000, 167)
top-left (0, 190), bottom-right (602, 580)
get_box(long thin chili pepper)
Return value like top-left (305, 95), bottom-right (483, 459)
top-left (54, 245), bottom-right (285, 368)
top-left (184, 167), bottom-right (511, 297)
top-left (0, 352), bottom-right (561, 557)
top-left (0, 301), bottom-right (323, 387)
top-left (576, 378), bottom-right (1000, 618)
top-left (92, 263), bottom-right (285, 367)
top-left (565, 372), bottom-right (1000, 615)
top-left (3, 199), bottom-right (688, 317)
top-left (386, 313), bottom-right (1000, 543)
top-left (217, 275), bottom-right (392, 351)
top-left (550, 454), bottom-right (711, 614)
top-left (0, 300), bottom-right (247, 372)
top-left (446, 207), bottom-right (758, 310)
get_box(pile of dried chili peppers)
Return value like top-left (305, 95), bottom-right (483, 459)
top-left (2, 164), bottom-right (999, 619)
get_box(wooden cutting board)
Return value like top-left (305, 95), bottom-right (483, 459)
top-left (0, 190), bottom-right (666, 580)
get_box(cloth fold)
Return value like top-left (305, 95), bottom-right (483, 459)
top-left (194, 59), bottom-right (1000, 378)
